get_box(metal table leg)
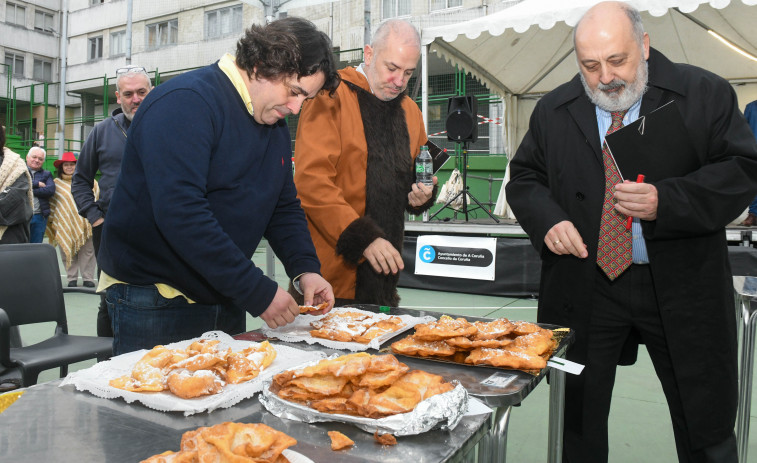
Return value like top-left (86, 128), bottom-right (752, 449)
top-left (548, 367), bottom-right (566, 463)
top-left (477, 405), bottom-right (512, 463)
top-left (736, 297), bottom-right (757, 463)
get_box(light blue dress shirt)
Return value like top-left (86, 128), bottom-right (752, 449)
top-left (596, 99), bottom-right (649, 264)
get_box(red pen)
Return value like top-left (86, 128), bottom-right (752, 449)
top-left (625, 174), bottom-right (645, 230)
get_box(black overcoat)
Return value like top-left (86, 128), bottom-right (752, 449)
top-left (506, 48), bottom-right (757, 448)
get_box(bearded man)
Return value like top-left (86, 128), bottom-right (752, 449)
top-left (505, 2), bottom-right (757, 462)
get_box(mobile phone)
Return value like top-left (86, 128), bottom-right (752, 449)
top-left (426, 140), bottom-right (451, 174)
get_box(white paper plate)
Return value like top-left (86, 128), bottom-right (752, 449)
top-left (282, 449), bottom-right (315, 463)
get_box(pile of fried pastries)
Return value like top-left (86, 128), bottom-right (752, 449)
top-left (271, 352), bottom-right (454, 419)
top-left (391, 316), bottom-right (555, 371)
top-left (141, 421), bottom-right (296, 463)
top-left (309, 310), bottom-right (406, 344)
top-left (109, 339), bottom-right (277, 399)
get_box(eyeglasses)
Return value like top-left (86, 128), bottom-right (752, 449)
top-left (116, 66), bottom-right (148, 76)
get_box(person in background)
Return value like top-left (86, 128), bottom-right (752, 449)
top-left (505, 2), bottom-right (757, 462)
top-left (47, 152), bottom-right (99, 288)
top-left (72, 64), bottom-right (152, 336)
top-left (98, 17), bottom-right (339, 355)
top-left (25, 146), bottom-right (54, 243)
top-left (293, 19), bottom-right (436, 307)
top-left (0, 125), bottom-right (33, 348)
top-left (739, 99), bottom-right (757, 226)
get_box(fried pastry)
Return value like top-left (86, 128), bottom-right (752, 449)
top-left (289, 374), bottom-right (350, 396)
top-left (142, 422), bottom-right (296, 463)
top-left (364, 370), bottom-right (452, 418)
top-left (374, 432), bottom-right (397, 446)
top-left (390, 334), bottom-right (457, 357)
top-left (353, 316), bottom-right (405, 344)
top-left (292, 352), bottom-right (372, 378)
top-left (328, 430), bottom-right (355, 450)
top-left (299, 301), bottom-right (330, 313)
top-left (225, 341), bottom-right (277, 384)
top-left (465, 347), bottom-right (547, 370)
top-left (472, 318), bottom-right (514, 340)
top-left (445, 336), bottom-right (513, 350)
top-left (186, 339), bottom-right (221, 355)
top-left (166, 369), bottom-right (225, 399)
top-left (510, 329), bottom-right (555, 356)
top-left (109, 345), bottom-right (177, 392)
top-left (413, 315), bottom-right (478, 341)
top-left (310, 396), bottom-right (358, 415)
top-left (510, 320), bottom-right (542, 336)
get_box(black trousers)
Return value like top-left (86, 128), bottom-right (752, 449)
top-left (562, 264), bottom-right (736, 463)
top-left (92, 224), bottom-right (113, 338)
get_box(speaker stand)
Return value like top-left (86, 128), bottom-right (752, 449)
top-left (429, 142), bottom-right (500, 223)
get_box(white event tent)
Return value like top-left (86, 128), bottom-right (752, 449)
top-left (418, 0), bottom-right (757, 216)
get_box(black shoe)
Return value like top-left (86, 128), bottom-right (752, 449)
top-left (83, 281), bottom-right (95, 288)
top-left (67, 281), bottom-right (77, 287)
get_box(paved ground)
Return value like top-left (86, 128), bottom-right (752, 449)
top-left (9, 243), bottom-right (757, 462)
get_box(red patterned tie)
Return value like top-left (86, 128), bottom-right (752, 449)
top-left (597, 110), bottom-right (631, 280)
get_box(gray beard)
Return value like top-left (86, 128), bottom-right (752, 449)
top-left (581, 60), bottom-right (648, 112)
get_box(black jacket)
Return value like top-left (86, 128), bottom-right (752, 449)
top-left (29, 168), bottom-right (54, 217)
top-left (72, 108), bottom-right (130, 224)
top-left (506, 48), bottom-right (757, 448)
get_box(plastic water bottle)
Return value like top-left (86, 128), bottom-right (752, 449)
top-left (416, 145), bottom-right (433, 186)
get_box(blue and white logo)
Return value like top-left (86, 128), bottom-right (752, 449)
top-left (419, 245), bottom-right (436, 263)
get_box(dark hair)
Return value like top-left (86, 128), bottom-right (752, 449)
top-left (236, 17), bottom-right (340, 96)
top-left (0, 125), bottom-right (5, 149)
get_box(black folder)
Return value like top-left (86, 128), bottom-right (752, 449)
top-left (604, 101), bottom-right (700, 182)
top-left (426, 140), bottom-right (451, 174)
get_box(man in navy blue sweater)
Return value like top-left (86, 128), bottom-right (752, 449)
top-left (98, 17), bottom-right (340, 355)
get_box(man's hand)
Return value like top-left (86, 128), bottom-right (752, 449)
top-left (259, 287), bottom-right (300, 329)
top-left (544, 220), bottom-right (588, 258)
top-left (38, 181), bottom-right (46, 188)
top-left (614, 180), bottom-right (658, 221)
top-left (408, 177), bottom-right (437, 207)
top-left (92, 217), bottom-right (104, 227)
top-left (363, 237), bottom-right (404, 275)
top-left (299, 272), bottom-right (335, 315)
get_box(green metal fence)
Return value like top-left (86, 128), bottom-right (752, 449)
top-left (0, 48), bottom-right (507, 219)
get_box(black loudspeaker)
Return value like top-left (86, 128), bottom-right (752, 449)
top-left (445, 96), bottom-right (478, 143)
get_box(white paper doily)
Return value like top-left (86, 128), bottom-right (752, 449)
top-left (59, 331), bottom-right (326, 416)
top-left (260, 307), bottom-right (435, 352)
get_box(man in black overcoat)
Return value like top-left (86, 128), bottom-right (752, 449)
top-left (505, 2), bottom-right (757, 462)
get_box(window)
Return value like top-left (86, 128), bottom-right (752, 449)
top-left (88, 36), bottom-right (103, 61)
top-left (4, 52), bottom-right (25, 76)
top-left (382, 0), bottom-right (410, 18)
top-left (6, 2), bottom-right (26, 26)
top-left (111, 30), bottom-right (126, 56)
top-left (33, 58), bottom-right (52, 81)
top-left (430, 0), bottom-right (462, 11)
top-left (205, 5), bottom-right (242, 39)
top-left (146, 19), bottom-right (178, 49)
top-left (91, 0), bottom-right (105, 4)
top-left (34, 10), bottom-right (54, 32)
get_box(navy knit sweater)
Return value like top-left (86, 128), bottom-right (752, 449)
top-left (99, 63), bottom-right (320, 315)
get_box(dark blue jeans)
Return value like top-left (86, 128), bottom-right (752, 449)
top-left (105, 283), bottom-right (246, 355)
top-left (29, 214), bottom-right (47, 243)
top-left (749, 196), bottom-right (757, 215)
